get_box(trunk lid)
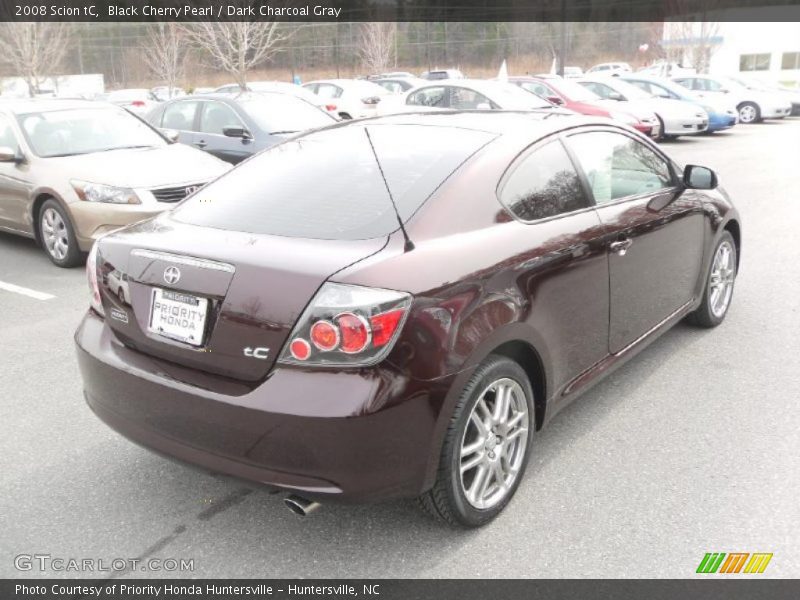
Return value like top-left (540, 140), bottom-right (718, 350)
top-left (97, 217), bottom-right (387, 381)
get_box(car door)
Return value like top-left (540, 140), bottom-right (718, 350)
top-left (0, 114), bottom-right (32, 234)
top-left (158, 99), bottom-right (200, 146)
top-left (196, 101), bottom-right (251, 164)
top-left (565, 128), bottom-right (704, 354)
top-left (497, 137), bottom-right (610, 395)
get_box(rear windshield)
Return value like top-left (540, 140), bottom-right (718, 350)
top-left (172, 123), bottom-right (495, 240)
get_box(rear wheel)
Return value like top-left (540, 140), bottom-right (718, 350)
top-left (417, 355), bottom-right (534, 527)
top-left (687, 232), bottom-right (737, 328)
top-left (654, 115), bottom-right (666, 142)
top-left (38, 199), bottom-right (83, 268)
top-left (738, 102), bottom-right (760, 124)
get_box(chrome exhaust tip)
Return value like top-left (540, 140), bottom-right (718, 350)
top-left (284, 494), bottom-right (321, 517)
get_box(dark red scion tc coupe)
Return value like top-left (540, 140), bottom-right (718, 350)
top-left (76, 111), bottom-right (741, 527)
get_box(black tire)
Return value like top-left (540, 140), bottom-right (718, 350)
top-left (417, 354), bottom-right (535, 528)
top-left (687, 231), bottom-right (737, 328)
top-left (338, 112), bottom-right (353, 120)
top-left (738, 101), bottom-right (761, 124)
top-left (38, 199), bottom-right (84, 268)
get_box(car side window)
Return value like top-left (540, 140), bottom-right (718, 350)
top-left (518, 81), bottom-right (552, 98)
top-left (407, 87), bottom-right (448, 108)
top-left (378, 81), bottom-right (403, 93)
top-left (567, 131), bottom-right (674, 204)
top-left (702, 78), bottom-right (723, 92)
top-left (199, 102), bottom-right (244, 135)
top-left (161, 100), bottom-right (200, 131)
top-left (582, 81), bottom-right (614, 99)
top-left (316, 84), bottom-right (342, 99)
top-left (0, 116), bottom-right (20, 152)
top-left (498, 140), bottom-right (590, 222)
top-left (449, 87), bottom-right (494, 110)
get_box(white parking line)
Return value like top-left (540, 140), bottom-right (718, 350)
top-left (0, 280), bottom-right (56, 301)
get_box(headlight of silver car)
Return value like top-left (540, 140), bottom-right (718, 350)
top-left (71, 180), bottom-right (141, 205)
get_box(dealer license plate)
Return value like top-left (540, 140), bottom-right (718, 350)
top-left (148, 288), bottom-right (208, 346)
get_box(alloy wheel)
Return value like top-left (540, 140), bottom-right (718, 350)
top-left (41, 208), bottom-right (70, 261)
top-left (459, 377), bottom-right (529, 510)
top-left (709, 240), bottom-right (735, 318)
top-left (739, 105), bottom-right (757, 123)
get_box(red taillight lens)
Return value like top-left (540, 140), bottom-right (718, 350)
top-left (310, 320), bottom-right (339, 351)
top-left (278, 283), bottom-right (411, 367)
top-left (325, 104), bottom-right (337, 112)
top-left (336, 312), bottom-right (370, 354)
top-left (290, 338), bottom-right (311, 360)
top-left (131, 100), bottom-right (146, 107)
top-left (370, 309), bottom-right (405, 347)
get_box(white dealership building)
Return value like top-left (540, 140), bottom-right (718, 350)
top-left (663, 9), bottom-right (800, 88)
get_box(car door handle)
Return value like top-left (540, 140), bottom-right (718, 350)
top-left (609, 238), bottom-right (634, 256)
top-left (195, 140), bottom-right (207, 148)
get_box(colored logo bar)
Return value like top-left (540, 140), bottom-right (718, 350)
top-left (696, 552), bottom-right (773, 574)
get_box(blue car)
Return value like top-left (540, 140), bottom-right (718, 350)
top-left (621, 75), bottom-right (738, 132)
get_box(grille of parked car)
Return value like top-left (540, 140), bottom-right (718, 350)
top-left (150, 183), bottom-right (206, 203)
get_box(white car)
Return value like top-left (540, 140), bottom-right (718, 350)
top-left (213, 81), bottom-right (329, 111)
top-left (302, 79), bottom-right (390, 120)
top-left (587, 62), bottom-right (632, 76)
top-left (420, 69), bottom-right (466, 80)
top-left (671, 75), bottom-right (792, 123)
top-left (578, 76), bottom-right (708, 138)
top-left (377, 79), bottom-right (557, 116)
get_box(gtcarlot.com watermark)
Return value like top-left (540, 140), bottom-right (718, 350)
top-left (14, 553), bottom-right (194, 573)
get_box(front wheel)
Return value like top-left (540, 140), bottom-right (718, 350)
top-left (738, 102), bottom-right (761, 124)
top-left (38, 199), bottom-right (83, 268)
top-left (417, 355), bottom-right (535, 527)
top-left (687, 231), bottom-right (737, 328)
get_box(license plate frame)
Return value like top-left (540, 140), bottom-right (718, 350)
top-left (147, 287), bottom-right (209, 347)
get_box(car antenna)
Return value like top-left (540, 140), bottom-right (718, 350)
top-left (363, 127), bottom-right (415, 252)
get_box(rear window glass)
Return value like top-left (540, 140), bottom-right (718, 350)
top-left (172, 124), bottom-right (496, 240)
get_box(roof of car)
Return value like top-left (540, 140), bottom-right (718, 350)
top-left (344, 110), bottom-right (597, 136)
top-left (0, 98), bottom-right (105, 114)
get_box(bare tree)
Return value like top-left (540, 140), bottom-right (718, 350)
top-left (144, 23), bottom-right (186, 97)
top-left (663, 0), bottom-right (722, 73)
top-left (359, 23), bottom-right (397, 74)
top-left (181, 21), bottom-right (288, 90)
top-left (0, 23), bottom-right (71, 96)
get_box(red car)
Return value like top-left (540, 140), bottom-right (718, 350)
top-left (510, 76), bottom-right (661, 139)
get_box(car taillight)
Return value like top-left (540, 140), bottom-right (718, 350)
top-left (131, 100), bottom-right (146, 107)
top-left (325, 103), bottom-right (337, 112)
top-left (86, 242), bottom-right (104, 317)
top-left (279, 283), bottom-right (411, 367)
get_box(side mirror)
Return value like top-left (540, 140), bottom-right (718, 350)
top-left (683, 165), bottom-right (717, 190)
top-left (547, 95), bottom-right (565, 105)
top-left (223, 126), bottom-right (252, 140)
top-left (0, 146), bottom-right (22, 163)
top-left (608, 91), bottom-right (624, 101)
top-left (160, 128), bottom-right (180, 143)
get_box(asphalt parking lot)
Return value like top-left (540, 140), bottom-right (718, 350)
top-left (1, 119), bottom-right (799, 579)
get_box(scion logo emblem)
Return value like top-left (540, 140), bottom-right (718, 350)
top-left (185, 185), bottom-right (200, 196)
top-left (163, 266), bottom-right (181, 285)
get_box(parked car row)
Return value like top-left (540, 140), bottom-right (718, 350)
top-left (0, 65), bottom-right (794, 268)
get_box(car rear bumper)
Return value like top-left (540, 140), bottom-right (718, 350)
top-left (75, 310), bottom-right (445, 502)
